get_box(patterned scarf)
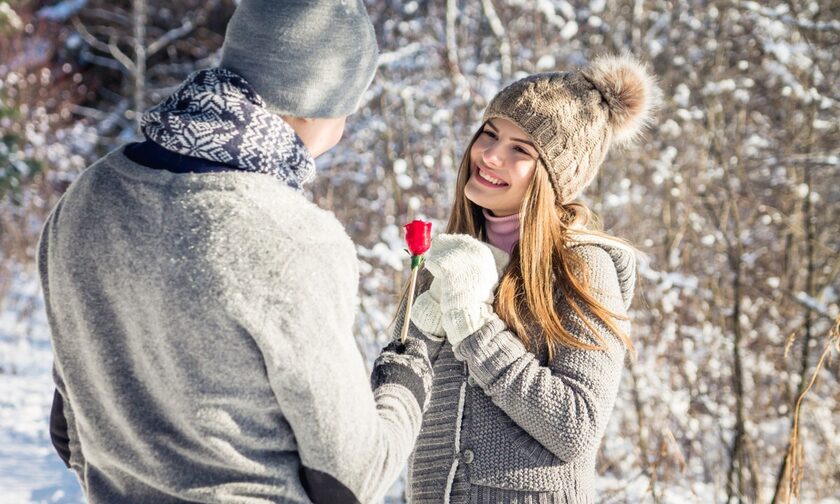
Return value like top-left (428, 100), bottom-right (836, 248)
top-left (141, 68), bottom-right (316, 191)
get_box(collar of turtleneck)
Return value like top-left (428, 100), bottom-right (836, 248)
top-left (483, 209), bottom-right (520, 255)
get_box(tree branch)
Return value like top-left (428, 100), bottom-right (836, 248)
top-left (73, 18), bottom-right (135, 72)
top-left (480, 0), bottom-right (511, 80)
top-left (147, 18), bottom-right (194, 57)
top-left (108, 32), bottom-right (136, 74)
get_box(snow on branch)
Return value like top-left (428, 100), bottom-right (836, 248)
top-left (740, 1), bottom-right (840, 32)
top-left (147, 19), bottom-right (195, 57)
top-left (37, 0), bottom-right (87, 22)
top-left (377, 42), bottom-right (424, 68)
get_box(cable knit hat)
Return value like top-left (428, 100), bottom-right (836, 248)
top-left (220, 0), bottom-right (379, 118)
top-left (483, 53), bottom-right (660, 205)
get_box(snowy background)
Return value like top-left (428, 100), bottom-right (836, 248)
top-left (1, 0), bottom-right (839, 503)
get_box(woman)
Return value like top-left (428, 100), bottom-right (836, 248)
top-left (379, 53), bottom-right (659, 503)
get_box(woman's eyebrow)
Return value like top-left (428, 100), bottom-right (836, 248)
top-left (486, 120), bottom-right (536, 149)
top-left (512, 137), bottom-right (536, 148)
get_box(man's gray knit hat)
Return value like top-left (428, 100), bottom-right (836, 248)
top-left (220, 0), bottom-right (379, 118)
top-left (483, 53), bottom-right (660, 205)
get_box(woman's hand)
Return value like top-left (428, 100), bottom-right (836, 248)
top-left (410, 275), bottom-right (446, 338)
top-left (419, 234), bottom-right (507, 348)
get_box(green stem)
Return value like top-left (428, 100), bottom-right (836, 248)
top-left (411, 255), bottom-right (424, 269)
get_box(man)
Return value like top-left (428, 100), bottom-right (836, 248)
top-left (41, 1), bottom-right (432, 502)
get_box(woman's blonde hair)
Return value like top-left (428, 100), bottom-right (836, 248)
top-left (445, 127), bottom-right (635, 360)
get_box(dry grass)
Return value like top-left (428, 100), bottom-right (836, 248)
top-left (781, 315), bottom-right (840, 503)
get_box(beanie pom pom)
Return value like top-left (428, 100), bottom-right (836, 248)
top-left (584, 52), bottom-right (661, 146)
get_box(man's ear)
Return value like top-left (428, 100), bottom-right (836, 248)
top-left (280, 116), bottom-right (347, 158)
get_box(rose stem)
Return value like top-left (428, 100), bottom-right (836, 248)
top-left (400, 265), bottom-right (420, 344)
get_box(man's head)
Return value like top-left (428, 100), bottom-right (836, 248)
top-left (219, 0), bottom-right (379, 156)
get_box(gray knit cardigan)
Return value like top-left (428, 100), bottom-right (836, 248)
top-left (403, 241), bottom-right (635, 504)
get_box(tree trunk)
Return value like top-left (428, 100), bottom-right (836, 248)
top-left (132, 0), bottom-right (147, 133)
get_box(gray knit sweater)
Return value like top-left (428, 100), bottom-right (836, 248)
top-left (405, 241), bottom-right (635, 503)
top-left (38, 146), bottom-right (431, 503)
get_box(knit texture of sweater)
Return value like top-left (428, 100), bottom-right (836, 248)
top-left (39, 146), bottom-right (430, 503)
top-left (406, 240), bottom-right (635, 503)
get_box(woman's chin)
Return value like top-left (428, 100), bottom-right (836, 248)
top-left (465, 185), bottom-right (495, 213)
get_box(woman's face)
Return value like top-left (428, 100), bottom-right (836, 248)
top-left (464, 118), bottom-right (539, 217)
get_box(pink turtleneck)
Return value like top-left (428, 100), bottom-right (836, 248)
top-left (483, 209), bottom-right (520, 254)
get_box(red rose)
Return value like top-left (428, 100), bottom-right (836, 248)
top-left (400, 219), bottom-right (432, 343)
top-left (404, 220), bottom-right (432, 257)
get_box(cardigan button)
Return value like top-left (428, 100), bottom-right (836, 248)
top-left (467, 375), bottom-right (476, 387)
top-left (462, 449), bottom-right (474, 464)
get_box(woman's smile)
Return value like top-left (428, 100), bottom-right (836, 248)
top-left (474, 165), bottom-right (510, 187)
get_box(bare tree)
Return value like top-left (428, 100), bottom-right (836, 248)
top-left (72, 0), bottom-right (225, 134)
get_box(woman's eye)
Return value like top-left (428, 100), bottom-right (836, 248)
top-left (482, 129), bottom-right (498, 139)
top-left (514, 146), bottom-right (531, 156)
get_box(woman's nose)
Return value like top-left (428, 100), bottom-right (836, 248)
top-left (481, 143), bottom-right (503, 167)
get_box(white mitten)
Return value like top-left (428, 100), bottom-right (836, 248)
top-left (410, 276), bottom-right (445, 338)
top-left (423, 234), bottom-right (502, 348)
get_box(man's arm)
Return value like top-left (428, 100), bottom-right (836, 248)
top-left (49, 389), bottom-right (71, 468)
top-left (49, 363), bottom-right (87, 480)
top-left (39, 200), bottom-right (87, 477)
top-left (232, 235), bottom-right (430, 504)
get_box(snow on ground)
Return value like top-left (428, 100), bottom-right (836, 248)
top-left (0, 269), bottom-right (84, 504)
top-left (1, 266), bottom-right (836, 504)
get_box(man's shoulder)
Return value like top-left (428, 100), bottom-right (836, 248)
top-left (235, 183), bottom-right (355, 257)
top-left (209, 187), bottom-right (360, 322)
top-left (59, 147), bottom-right (124, 197)
top-left (191, 177), bottom-right (358, 294)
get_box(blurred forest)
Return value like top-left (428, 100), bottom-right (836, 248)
top-left (1, 0), bottom-right (838, 503)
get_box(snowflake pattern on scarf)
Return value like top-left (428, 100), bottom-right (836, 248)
top-left (141, 68), bottom-right (316, 191)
